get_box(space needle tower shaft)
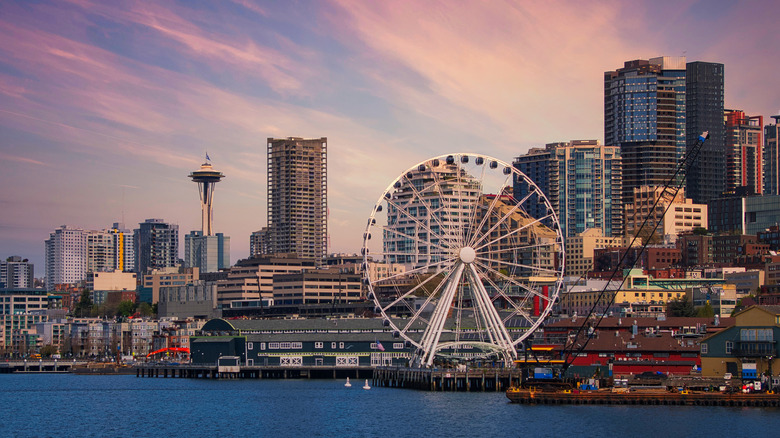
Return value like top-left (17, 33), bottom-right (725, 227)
top-left (189, 157), bottom-right (224, 236)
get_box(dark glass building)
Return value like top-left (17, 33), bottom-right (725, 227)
top-left (685, 62), bottom-right (725, 204)
top-left (604, 57), bottom-right (686, 204)
top-left (134, 219), bottom-right (179, 274)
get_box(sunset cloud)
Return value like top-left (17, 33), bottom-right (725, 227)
top-left (0, 0), bottom-right (778, 268)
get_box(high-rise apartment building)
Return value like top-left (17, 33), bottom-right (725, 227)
top-left (45, 225), bottom-right (87, 291)
top-left (765, 115), bottom-right (780, 195)
top-left (86, 230), bottom-right (114, 273)
top-left (109, 222), bottom-right (135, 272)
top-left (513, 140), bottom-right (623, 238)
top-left (0, 256), bottom-right (34, 289)
top-left (134, 219), bottom-right (179, 274)
top-left (685, 62), bottom-right (725, 204)
top-left (266, 137), bottom-right (328, 263)
top-left (249, 228), bottom-right (270, 257)
top-left (605, 57), bottom-right (686, 204)
top-left (724, 110), bottom-right (763, 195)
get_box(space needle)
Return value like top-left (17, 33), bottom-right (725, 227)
top-left (189, 156), bottom-right (224, 236)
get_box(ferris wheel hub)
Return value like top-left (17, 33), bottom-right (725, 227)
top-left (459, 246), bottom-right (476, 264)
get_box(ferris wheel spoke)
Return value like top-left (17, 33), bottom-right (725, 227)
top-left (463, 156), bottom-right (489, 246)
top-left (430, 160), bottom-right (480, 248)
top-left (472, 259), bottom-right (551, 303)
top-left (379, 225), bottom-right (453, 257)
top-left (368, 257), bottom-right (456, 285)
top-left (465, 175), bottom-right (512, 248)
top-left (471, 263), bottom-right (526, 312)
top-left (473, 255), bottom-right (559, 275)
top-left (471, 189), bottom-right (538, 248)
top-left (478, 242), bottom-right (556, 256)
top-left (398, 266), bottom-right (460, 336)
top-left (400, 170), bottom-right (450, 236)
top-left (471, 212), bottom-right (554, 253)
top-left (384, 197), bottom-right (451, 248)
top-left (472, 264), bottom-right (536, 328)
top-left (381, 265), bottom-right (452, 311)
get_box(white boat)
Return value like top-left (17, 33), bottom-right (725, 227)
top-left (363, 379), bottom-right (371, 390)
top-left (345, 377), bottom-right (352, 387)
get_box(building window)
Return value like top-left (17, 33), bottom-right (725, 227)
top-left (725, 341), bottom-right (733, 354)
top-left (247, 342), bottom-right (253, 350)
top-left (331, 342), bottom-right (336, 349)
top-left (701, 343), bottom-right (708, 354)
top-left (315, 342), bottom-right (323, 349)
top-left (339, 342), bottom-right (345, 349)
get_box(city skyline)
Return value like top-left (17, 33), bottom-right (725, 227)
top-left (1, 1), bottom-right (779, 270)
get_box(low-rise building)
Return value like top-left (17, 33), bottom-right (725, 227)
top-left (700, 305), bottom-right (780, 379)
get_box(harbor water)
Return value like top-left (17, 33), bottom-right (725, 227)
top-left (2, 374), bottom-right (780, 438)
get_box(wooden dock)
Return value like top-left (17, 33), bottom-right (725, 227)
top-left (372, 366), bottom-right (521, 392)
top-left (136, 364), bottom-right (373, 380)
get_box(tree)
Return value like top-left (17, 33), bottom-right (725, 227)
top-left (666, 298), bottom-right (696, 317)
top-left (74, 290), bottom-right (93, 318)
top-left (696, 302), bottom-right (715, 318)
top-left (137, 302), bottom-right (154, 317)
top-left (117, 300), bottom-right (136, 317)
top-left (40, 344), bottom-right (58, 357)
top-left (692, 227), bottom-right (709, 235)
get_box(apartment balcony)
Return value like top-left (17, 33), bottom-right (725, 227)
top-left (734, 341), bottom-right (777, 357)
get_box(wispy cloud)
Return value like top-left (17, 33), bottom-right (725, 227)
top-left (0, 152), bottom-right (51, 168)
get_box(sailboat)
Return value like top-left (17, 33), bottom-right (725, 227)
top-left (363, 379), bottom-right (371, 390)
top-left (345, 377), bottom-right (352, 387)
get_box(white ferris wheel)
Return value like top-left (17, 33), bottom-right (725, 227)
top-left (361, 153), bottom-right (565, 367)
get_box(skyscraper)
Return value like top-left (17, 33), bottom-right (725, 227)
top-left (765, 115), bottom-right (780, 195)
top-left (605, 57), bottom-right (686, 204)
top-left (45, 225), bottom-right (87, 291)
top-left (0, 256), bottom-right (34, 289)
top-left (725, 110), bottom-right (763, 195)
top-left (685, 61), bottom-right (725, 204)
top-left (109, 222), bottom-right (135, 272)
top-left (266, 137), bottom-right (328, 263)
top-left (86, 229), bottom-right (114, 273)
top-left (513, 140), bottom-right (623, 238)
top-left (185, 159), bottom-right (229, 272)
top-left (134, 219), bottom-right (179, 274)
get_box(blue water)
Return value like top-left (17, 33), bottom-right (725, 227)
top-left (2, 374), bottom-right (780, 438)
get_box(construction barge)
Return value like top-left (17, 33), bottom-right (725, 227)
top-left (506, 387), bottom-right (780, 407)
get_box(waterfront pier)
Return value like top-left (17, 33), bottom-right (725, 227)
top-left (136, 363), bottom-right (374, 380)
top-left (0, 360), bottom-right (85, 373)
top-left (372, 366), bottom-right (521, 392)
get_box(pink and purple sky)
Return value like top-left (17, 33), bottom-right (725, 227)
top-left (1, 0), bottom-right (778, 271)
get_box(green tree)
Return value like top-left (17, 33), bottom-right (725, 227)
top-left (696, 302), bottom-right (715, 318)
top-left (40, 344), bottom-right (58, 357)
top-left (137, 302), bottom-right (154, 317)
top-left (666, 298), bottom-right (697, 317)
top-left (74, 290), bottom-right (93, 317)
top-left (692, 227), bottom-right (709, 235)
top-left (117, 300), bottom-right (136, 317)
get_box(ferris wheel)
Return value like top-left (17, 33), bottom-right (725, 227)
top-left (361, 153), bottom-right (565, 367)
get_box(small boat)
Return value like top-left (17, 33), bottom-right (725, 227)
top-left (345, 377), bottom-right (352, 387)
top-left (363, 380), bottom-right (371, 390)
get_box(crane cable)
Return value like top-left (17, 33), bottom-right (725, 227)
top-left (559, 132), bottom-right (710, 370)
